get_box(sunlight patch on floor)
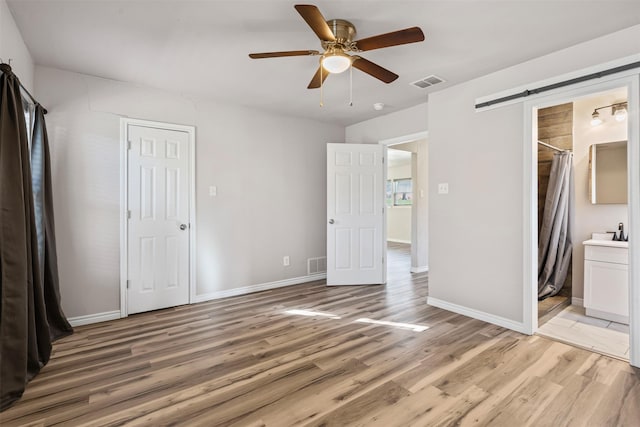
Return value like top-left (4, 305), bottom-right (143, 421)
top-left (355, 317), bottom-right (429, 332)
top-left (284, 309), bottom-right (341, 319)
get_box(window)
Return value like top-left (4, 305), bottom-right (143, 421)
top-left (23, 99), bottom-right (35, 150)
top-left (394, 178), bottom-right (413, 205)
top-left (386, 178), bottom-right (413, 206)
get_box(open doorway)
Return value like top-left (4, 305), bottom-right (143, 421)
top-left (380, 133), bottom-right (429, 283)
top-left (386, 145), bottom-right (413, 279)
top-left (529, 84), bottom-right (633, 361)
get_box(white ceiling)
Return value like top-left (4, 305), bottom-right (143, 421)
top-left (7, 1), bottom-right (640, 126)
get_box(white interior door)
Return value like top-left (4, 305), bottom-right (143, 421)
top-left (127, 124), bottom-right (190, 314)
top-left (327, 143), bottom-right (386, 285)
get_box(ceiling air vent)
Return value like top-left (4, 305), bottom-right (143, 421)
top-left (410, 75), bottom-right (445, 89)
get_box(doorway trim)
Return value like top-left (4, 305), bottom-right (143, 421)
top-left (523, 74), bottom-right (640, 367)
top-left (380, 131), bottom-right (429, 147)
top-left (119, 118), bottom-right (197, 318)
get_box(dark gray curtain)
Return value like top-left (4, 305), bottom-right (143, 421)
top-left (0, 64), bottom-right (72, 411)
top-left (31, 105), bottom-right (72, 340)
top-left (538, 151), bottom-right (574, 300)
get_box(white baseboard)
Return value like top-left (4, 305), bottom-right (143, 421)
top-left (427, 297), bottom-right (527, 334)
top-left (387, 239), bottom-right (411, 244)
top-left (410, 265), bottom-right (429, 273)
top-left (67, 275), bottom-right (326, 326)
top-left (68, 310), bottom-right (121, 327)
top-left (193, 273), bottom-right (327, 303)
top-left (572, 297), bottom-right (584, 307)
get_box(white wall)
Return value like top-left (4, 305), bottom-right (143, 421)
top-left (35, 66), bottom-right (344, 318)
top-left (0, 0), bottom-right (33, 90)
top-left (428, 25), bottom-right (640, 325)
top-left (387, 162), bottom-right (412, 243)
top-left (572, 90), bottom-right (628, 300)
top-left (346, 103), bottom-right (428, 144)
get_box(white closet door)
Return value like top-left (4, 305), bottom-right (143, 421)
top-left (127, 124), bottom-right (190, 314)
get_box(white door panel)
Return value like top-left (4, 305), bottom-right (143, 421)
top-left (327, 143), bottom-right (385, 285)
top-left (128, 125), bottom-right (190, 314)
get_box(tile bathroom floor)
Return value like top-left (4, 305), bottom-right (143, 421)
top-left (537, 304), bottom-right (630, 360)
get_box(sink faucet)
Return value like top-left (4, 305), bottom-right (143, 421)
top-left (614, 222), bottom-right (628, 241)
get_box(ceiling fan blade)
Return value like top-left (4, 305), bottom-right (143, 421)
top-left (294, 4), bottom-right (335, 41)
top-left (249, 50), bottom-right (319, 59)
top-left (307, 66), bottom-right (329, 89)
top-left (355, 27), bottom-right (425, 51)
top-left (352, 57), bottom-right (398, 83)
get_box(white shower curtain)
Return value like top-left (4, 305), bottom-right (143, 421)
top-left (538, 151), bottom-right (574, 300)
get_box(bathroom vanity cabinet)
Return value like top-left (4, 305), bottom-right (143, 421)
top-left (583, 239), bottom-right (629, 325)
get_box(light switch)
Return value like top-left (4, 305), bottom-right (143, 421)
top-left (438, 183), bottom-right (449, 194)
top-left (209, 186), bottom-right (217, 197)
top-left (420, 189), bottom-right (425, 198)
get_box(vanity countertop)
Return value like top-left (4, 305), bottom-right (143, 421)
top-left (582, 239), bottom-right (628, 249)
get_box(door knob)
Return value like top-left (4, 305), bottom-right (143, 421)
top-left (328, 219), bottom-right (335, 224)
top-left (179, 224), bottom-right (187, 230)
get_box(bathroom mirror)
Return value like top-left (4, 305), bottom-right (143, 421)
top-left (589, 140), bottom-right (627, 204)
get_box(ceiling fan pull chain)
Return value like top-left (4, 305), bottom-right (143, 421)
top-left (349, 65), bottom-right (353, 107)
top-left (320, 66), bottom-right (324, 107)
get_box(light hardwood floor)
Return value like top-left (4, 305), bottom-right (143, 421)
top-left (2, 243), bottom-right (639, 426)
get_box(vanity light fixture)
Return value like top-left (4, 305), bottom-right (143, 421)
top-left (613, 104), bottom-right (627, 122)
top-left (590, 101), bottom-right (627, 126)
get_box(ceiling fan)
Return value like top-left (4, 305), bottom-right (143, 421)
top-left (249, 4), bottom-right (425, 89)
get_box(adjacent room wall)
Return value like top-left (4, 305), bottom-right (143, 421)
top-left (427, 24), bottom-right (640, 326)
top-left (35, 66), bottom-right (344, 319)
top-left (387, 162), bottom-right (412, 243)
top-left (0, 0), bottom-right (33, 90)
top-left (572, 89), bottom-right (628, 301)
top-left (413, 140), bottom-right (429, 271)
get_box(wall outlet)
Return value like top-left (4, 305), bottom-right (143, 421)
top-left (283, 256), bottom-right (290, 266)
top-left (438, 183), bottom-right (449, 194)
top-left (209, 186), bottom-right (217, 197)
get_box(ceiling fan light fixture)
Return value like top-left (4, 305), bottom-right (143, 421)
top-left (322, 52), bottom-right (352, 74)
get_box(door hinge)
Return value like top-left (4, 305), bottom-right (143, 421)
top-left (127, 210), bottom-right (131, 219)
top-left (126, 279), bottom-right (130, 289)
top-left (382, 257), bottom-right (385, 264)
top-left (382, 157), bottom-right (385, 164)
top-left (127, 140), bottom-right (132, 150)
